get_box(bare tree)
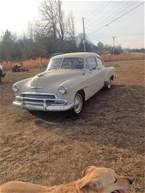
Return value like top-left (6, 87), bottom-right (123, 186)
top-left (57, 0), bottom-right (65, 40)
top-left (66, 12), bottom-right (75, 40)
top-left (0, 30), bottom-right (16, 60)
top-left (40, 0), bottom-right (65, 41)
top-left (40, 0), bottom-right (58, 40)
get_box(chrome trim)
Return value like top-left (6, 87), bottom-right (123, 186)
top-left (22, 92), bottom-right (57, 98)
top-left (13, 101), bottom-right (74, 111)
top-left (16, 96), bottom-right (54, 101)
top-left (13, 92), bottom-right (73, 111)
top-left (22, 101), bottom-right (43, 105)
top-left (16, 96), bottom-right (67, 103)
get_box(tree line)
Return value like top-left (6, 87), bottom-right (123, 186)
top-left (0, 0), bottom-right (144, 62)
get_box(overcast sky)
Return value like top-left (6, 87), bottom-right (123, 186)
top-left (0, 0), bottom-right (144, 48)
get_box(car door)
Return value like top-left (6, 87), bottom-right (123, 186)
top-left (96, 57), bottom-right (106, 89)
top-left (85, 57), bottom-right (101, 99)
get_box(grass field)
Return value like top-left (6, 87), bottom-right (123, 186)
top-left (1, 52), bottom-right (144, 70)
top-left (0, 59), bottom-right (144, 193)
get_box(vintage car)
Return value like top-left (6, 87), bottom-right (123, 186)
top-left (12, 52), bottom-right (116, 114)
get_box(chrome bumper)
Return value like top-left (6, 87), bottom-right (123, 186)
top-left (13, 94), bottom-right (74, 111)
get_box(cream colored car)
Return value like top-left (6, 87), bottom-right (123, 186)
top-left (12, 52), bottom-right (116, 114)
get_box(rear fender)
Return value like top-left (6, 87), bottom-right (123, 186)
top-left (105, 67), bottom-right (116, 82)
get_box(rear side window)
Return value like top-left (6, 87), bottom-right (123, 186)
top-left (96, 58), bottom-right (103, 68)
top-left (62, 58), bottom-right (84, 69)
top-left (86, 57), bottom-right (97, 70)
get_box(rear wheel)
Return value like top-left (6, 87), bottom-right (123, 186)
top-left (0, 70), bottom-right (2, 82)
top-left (72, 92), bottom-right (84, 115)
top-left (105, 78), bottom-right (112, 89)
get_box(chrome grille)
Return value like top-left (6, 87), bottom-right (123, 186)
top-left (15, 92), bottom-right (67, 110)
top-left (14, 91), bottom-right (69, 111)
top-left (22, 93), bottom-right (55, 100)
top-left (22, 92), bottom-right (56, 108)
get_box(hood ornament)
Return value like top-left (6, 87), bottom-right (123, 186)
top-left (30, 86), bottom-right (43, 91)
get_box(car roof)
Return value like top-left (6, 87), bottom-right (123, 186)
top-left (51, 52), bottom-right (101, 59)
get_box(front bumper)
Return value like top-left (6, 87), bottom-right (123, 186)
top-left (13, 93), bottom-right (74, 111)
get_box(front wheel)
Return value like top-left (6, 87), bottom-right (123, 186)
top-left (72, 92), bottom-right (84, 115)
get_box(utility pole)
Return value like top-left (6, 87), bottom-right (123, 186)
top-left (82, 17), bottom-right (86, 52)
top-left (112, 36), bottom-right (116, 55)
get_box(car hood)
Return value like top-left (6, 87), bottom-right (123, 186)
top-left (28, 69), bottom-right (84, 89)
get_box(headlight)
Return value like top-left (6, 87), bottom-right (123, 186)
top-left (12, 84), bottom-right (19, 92)
top-left (58, 86), bottom-right (67, 95)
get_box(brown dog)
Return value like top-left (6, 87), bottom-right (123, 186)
top-left (0, 166), bottom-right (133, 193)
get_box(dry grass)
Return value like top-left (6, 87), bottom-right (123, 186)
top-left (1, 52), bottom-right (145, 70)
top-left (102, 52), bottom-right (145, 62)
top-left (1, 58), bottom-right (48, 70)
top-left (0, 59), bottom-right (145, 193)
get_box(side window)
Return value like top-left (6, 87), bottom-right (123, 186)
top-left (96, 58), bottom-right (103, 68)
top-left (86, 57), bottom-right (97, 70)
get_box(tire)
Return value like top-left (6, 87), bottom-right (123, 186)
top-left (105, 78), bottom-right (112, 89)
top-left (72, 92), bottom-right (84, 115)
top-left (0, 70), bottom-right (2, 82)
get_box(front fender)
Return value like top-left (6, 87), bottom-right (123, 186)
top-left (13, 77), bottom-right (32, 92)
top-left (59, 75), bottom-right (86, 102)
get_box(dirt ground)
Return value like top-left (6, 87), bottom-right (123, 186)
top-left (0, 60), bottom-right (144, 193)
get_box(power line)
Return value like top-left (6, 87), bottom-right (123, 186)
top-left (85, 2), bottom-right (138, 35)
top-left (96, 1), bottom-right (144, 32)
top-left (81, 1), bottom-right (144, 47)
top-left (90, 1), bottom-right (114, 22)
top-left (92, 2), bottom-right (133, 29)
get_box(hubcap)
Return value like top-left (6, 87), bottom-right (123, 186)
top-left (74, 94), bottom-right (83, 114)
top-left (108, 79), bottom-right (112, 88)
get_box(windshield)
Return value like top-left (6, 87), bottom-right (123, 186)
top-left (47, 57), bottom-right (84, 70)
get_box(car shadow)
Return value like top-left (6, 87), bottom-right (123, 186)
top-left (32, 84), bottom-right (144, 153)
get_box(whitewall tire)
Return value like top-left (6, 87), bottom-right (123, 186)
top-left (73, 93), bottom-right (84, 115)
top-left (106, 78), bottom-right (112, 89)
